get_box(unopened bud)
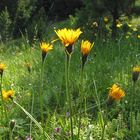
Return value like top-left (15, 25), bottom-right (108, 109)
top-left (9, 119), bottom-right (16, 130)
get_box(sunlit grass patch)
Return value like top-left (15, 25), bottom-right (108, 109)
top-left (0, 27), bottom-right (140, 139)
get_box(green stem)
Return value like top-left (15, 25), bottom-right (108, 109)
top-left (93, 79), bottom-right (101, 112)
top-left (0, 76), bottom-right (8, 137)
top-left (40, 61), bottom-right (45, 124)
top-left (77, 68), bottom-right (84, 139)
top-left (40, 61), bottom-right (46, 140)
top-left (84, 97), bottom-right (87, 116)
top-left (9, 130), bottom-right (13, 140)
top-left (0, 76), bottom-right (4, 118)
top-left (66, 54), bottom-right (74, 140)
top-left (29, 74), bottom-right (34, 138)
top-left (130, 82), bottom-right (136, 133)
top-left (93, 79), bottom-right (105, 140)
top-left (13, 100), bottom-right (52, 140)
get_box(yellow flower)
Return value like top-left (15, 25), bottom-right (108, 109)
top-left (25, 62), bottom-right (32, 73)
top-left (40, 42), bottom-right (53, 62)
top-left (2, 90), bottom-right (14, 101)
top-left (81, 40), bottom-right (94, 56)
top-left (109, 84), bottom-right (125, 100)
top-left (54, 28), bottom-right (82, 47)
top-left (137, 35), bottom-right (140, 39)
top-left (104, 16), bottom-right (109, 23)
top-left (132, 66), bottom-right (140, 82)
top-left (133, 66), bottom-right (140, 72)
top-left (116, 23), bottom-right (123, 28)
top-left (127, 23), bottom-right (132, 28)
top-left (0, 63), bottom-right (6, 75)
top-left (133, 28), bottom-right (137, 32)
top-left (40, 42), bottom-right (53, 54)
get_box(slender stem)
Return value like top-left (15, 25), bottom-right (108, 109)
top-left (77, 68), bottom-right (84, 139)
top-left (93, 79), bottom-right (105, 140)
top-left (0, 76), bottom-right (5, 138)
top-left (40, 61), bottom-right (45, 124)
top-left (0, 75), bottom-right (8, 137)
top-left (13, 100), bottom-right (52, 140)
top-left (0, 76), bottom-right (4, 118)
top-left (84, 97), bottom-right (87, 116)
top-left (66, 54), bottom-right (73, 140)
top-left (40, 60), bottom-right (46, 140)
top-left (9, 130), bottom-right (13, 140)
top-left (130, 82), bottom-right (136, 133)
top-left (93, 79), bottom-right (101, 112)
top-left (29, 74), bottom-right (34, 138)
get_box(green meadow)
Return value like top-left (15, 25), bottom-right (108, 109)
top-left (0, 20), bottom-right (140, 139)
top-left (1, 0), bottom-right (140, 139)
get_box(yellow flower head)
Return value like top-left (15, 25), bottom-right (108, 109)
top-left (137, 35), bottom-right (140, 39)
top-left (55, 28), bottom-right (82, 47)
top-left (81, 40), bottom-right (94, 56)
top-left (104, 16), bottom-right (109, 23)
top-left (116, 23), bottom-right (123, 28)
top-left (40, 42), bottom-right (53, 54)
top-left (109, 84), bottom-right (125, 100)
top-left (133, 28), bottom-right (137, 32)
top-left (25, 62), bottom-right (32, 73)
top-left (2, 90), bottom-right (14, 101)
top-left (132, 66), bottom-right (140, 82)
top-left (133, 66), bottom-right (140, 73)
top-left (116, 20), bottom-right (122, 28)
top-left (127, 23), bottom-right (132, 28)
top-left (0, 63), bottom-right (6, 75)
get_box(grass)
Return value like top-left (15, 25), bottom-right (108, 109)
top-left (0, 24), bottom-right (140, 140)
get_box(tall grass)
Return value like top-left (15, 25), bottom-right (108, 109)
top-left (0, 33), bottom-right (140, 139)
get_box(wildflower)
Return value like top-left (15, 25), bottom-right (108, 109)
top-left (116, 20), bottom-right (122, 28)
top-left (137, 35), bottom-right (140, 39)
top-left (104, 16), bottom-right (109, 23)
top-left (92, 22), bottom-right (98, 27)
top-left (81, 40), bottom-right (94, 69)
top-left (133, 66), bottom-right (140, 73)
top-left (26, 136), bottom-right (32, 140)
top-left (54, 127), bottom-right (61, 133)
top-left (127, 23), bottom-right (132, 28)
top-left (0, 63), bottom-right (6, 77)
top-left (109, 84), bottom-right (125, 101)
top-left (25, 62), bottom-right (32, 73)
top-left (116, 23), bottom-right (123, 28)
top-left (132, 28), bottom-right (137, 32)
top-left (2, 90), bottom-right (14, 101)
top-left (132, 66), bottom-right (140, 82)
top-left (9, 119), bottom-right (16, 130)
top-left (40, 42), bottom-right (53, 62)
top-left (81, 40), bottom-right (94, 56)
top-left (55, 28), bottom-right (82, 54)
top-left (126, 35), bottom-right (129, 39)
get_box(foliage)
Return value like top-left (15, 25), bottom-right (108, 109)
top-left (12, 0), bottom-right (34, 37)
top-left (0, 0), bottom-right (82, 41)
top-left (75, 0), bottom-right (138, 39)
top-left (0, 7), bottom-right (12, 41)
top-left (0, 21), bottom-right (140, 138)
